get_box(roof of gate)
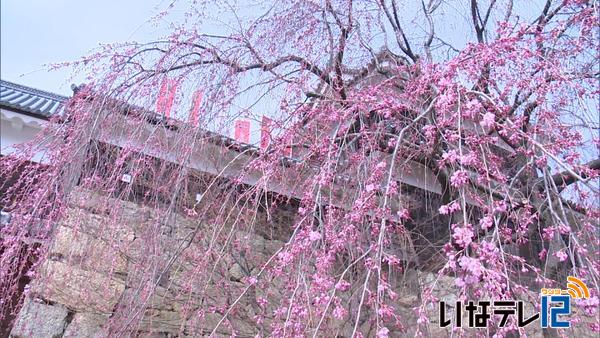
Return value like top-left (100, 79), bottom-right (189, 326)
top-left (0, 79), bottom-right (68, 119)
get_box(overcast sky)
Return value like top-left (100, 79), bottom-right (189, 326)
top-left (0, 0), bottom-right (284, 141)
top-left (1, 0), bottom-right (168, 95)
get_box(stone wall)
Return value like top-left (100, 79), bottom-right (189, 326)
top-left (8, 187), bottom-right (275, 337)
top-left (8, 188), bottom-right (598, 337)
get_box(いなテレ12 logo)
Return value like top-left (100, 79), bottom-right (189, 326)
top-left (540, 276), bottom-right (590, 328)
top-left (439, 276), bottom-right (592, 329)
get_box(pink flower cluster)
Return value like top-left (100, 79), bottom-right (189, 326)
top-left (439, 201), bottom-right (461, 215)
top-left (452, 223), bottom-right (474, 248)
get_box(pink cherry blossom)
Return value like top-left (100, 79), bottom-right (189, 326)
top-left (452, 224), bottom-right (474, 248)
top-left (450, 170), bottom-right (470, 187)
top-left (555, 250), bottom-right (568, 262)
top-left (309, 231), bottom-right (322, 242)
top-left (439, 201), bottom-right (461, 215)
top-left (376, 327), bottom-right (390, 338)
top-left (0, 1), bottom-right (597, 335)
top-left (480, 112), bottom-right (496, 129)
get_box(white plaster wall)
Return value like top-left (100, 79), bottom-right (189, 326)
top-left (0, 108), bottom-right (49, 163)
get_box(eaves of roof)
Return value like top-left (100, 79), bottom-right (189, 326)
top-left (0, 80), bottom-right (68, 119)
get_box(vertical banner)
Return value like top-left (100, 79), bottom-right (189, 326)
top-left (156, 78), bottom-right (178, 118)
top-left (260, 116), bottom-right (272, 148)
top-left (189, 89), bottom-right (203, 126)
top-left (284, 146), bottom-right (292, 157)
top-left (234, 119), bottom-right (250, 143)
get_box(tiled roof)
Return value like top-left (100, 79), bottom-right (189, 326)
top-left (0, 80), bottom-right (68, 119)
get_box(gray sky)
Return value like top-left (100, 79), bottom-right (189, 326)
top-left (0, 0), bottom-right (282, 141)
top-left (1, 0), bottom-right (167, 95)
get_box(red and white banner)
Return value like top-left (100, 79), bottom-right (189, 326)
top-left (189, 89), bottom-right (203, 126)
top-left (234, 119), bottom-right (250, 143)
top-left (156, 78), bottom-right (178, 118)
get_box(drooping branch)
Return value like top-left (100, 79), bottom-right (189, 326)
top-left (547, 158), bottom-right (600, 192)
top-left (169, 53), bottom-right (333, 86)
